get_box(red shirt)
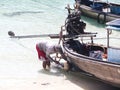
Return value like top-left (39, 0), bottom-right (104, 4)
top-left (36, 44), bottom-right (47, 60)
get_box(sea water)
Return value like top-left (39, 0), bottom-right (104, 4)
top-left (0, 0), bottom-right (120, 78)
top-left (0, 0), bottom-right (76, 78)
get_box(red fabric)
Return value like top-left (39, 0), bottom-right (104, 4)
top-left (36, 44), bottom-right (47, 60)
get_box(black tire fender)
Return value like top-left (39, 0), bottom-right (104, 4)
top-left (97, 12), bottom-right (106, 24)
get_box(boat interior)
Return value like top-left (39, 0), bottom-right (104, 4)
top-left (64, 38), bottom-right (107, 61)
top-left (64, 37), bottom-right (120, 64)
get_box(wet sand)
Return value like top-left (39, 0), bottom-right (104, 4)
top-left (0, 60), bottom-right (119, 90)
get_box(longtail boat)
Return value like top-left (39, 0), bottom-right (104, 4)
top-left (60, 19), bottom-right (120, 87)
top-left (75, 0), bottom-right (120, 23)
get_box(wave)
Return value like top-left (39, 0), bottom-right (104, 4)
top-left (3, 11), bottom-right (43, 17)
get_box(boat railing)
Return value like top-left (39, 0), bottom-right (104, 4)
top-left (60, 33), bottom-right (97, 39)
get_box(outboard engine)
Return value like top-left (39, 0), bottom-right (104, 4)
top-left (65, 10), bottom-right (86, 36)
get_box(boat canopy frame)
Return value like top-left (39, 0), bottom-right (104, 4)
top-left (106, 19), bottom-right (120, 47)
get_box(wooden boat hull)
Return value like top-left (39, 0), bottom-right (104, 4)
top-left (62, 42), bottom-right (120, 87)
top-left (80, 5), bottom-right (120, 22)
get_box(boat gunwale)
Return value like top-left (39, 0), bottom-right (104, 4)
top-left (80, 4), bottom-right (120, 18)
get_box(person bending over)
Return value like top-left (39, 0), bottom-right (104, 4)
top-left (36, 40), bottom-right (62, 69)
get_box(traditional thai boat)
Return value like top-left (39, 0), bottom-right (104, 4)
top-left (75, 0), bottom-right (120, 23)
top-left (59, 18), bottom-right (120, 87)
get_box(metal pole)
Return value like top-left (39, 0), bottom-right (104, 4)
top-left (107, 29), bottom-right (109, 48)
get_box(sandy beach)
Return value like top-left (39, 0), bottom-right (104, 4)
top-left (0, 59), bottom-right (119, 90)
